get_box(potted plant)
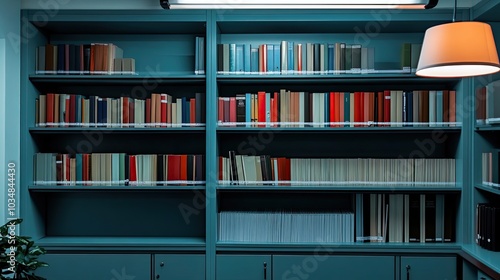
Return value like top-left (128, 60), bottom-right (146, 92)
top-left (0, 218), bottom-right (48, 280)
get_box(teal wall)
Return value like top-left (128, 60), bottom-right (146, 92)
top-left (0, 0), bottom-right (21, 222)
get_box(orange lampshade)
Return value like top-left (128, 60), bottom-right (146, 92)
top-left (416, 21), bottom-right (500, 78)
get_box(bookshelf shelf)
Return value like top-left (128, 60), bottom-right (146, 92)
top-left (216, 126), bottom-right (462, 133)
top-left (462, 244), bottom-right (500, 276)
top-left (216, 185), bottom-right (462, 193)
top-left (475, 125), bottom-right (500, 131)
top-left (29, 74), bottom-right (206, 85)
top-left (29, 127), bottom-right (206, 134)
top-left (216, 242), bottom-right (462, 254)
top-left (36, 236), bottom-right (206, 251)
top-left (29, 185), bottom-right (206, 192)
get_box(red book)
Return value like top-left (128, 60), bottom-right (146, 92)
top-left (145, 98), bottom-right (151, 124)
top-left (383, 90), bottom-right (391, 126)
top-left (122, 97), bottom-right (129, 124)
top-left (297, 44), bottom-right (302, 72)
top-left (180, 154), bottom-right (188, 182)
top-left (273, 92), bottom-right (279, 126)
top-left (229, 97), bottom-right (237, 125)
top-left (65, 96), bottom-right (71, 125)
top-left (129, 100), bottom-right (135, 124)
top-left (377, 91), bottom-right (384, 125)
top-left (190, 98), bottom-right (196, 123)
top-left (69, 94), bottom-right (76, 124)
top-left (218, 156), bottom-right (223, 181)
top-left (65, 154), bottom-right (70, 182)
top-left (46, 93), bottom-right (55, 127)
top-left (167, 155), bottom-right (181, 181)
top-left (129, 155), bottom-right (137, 183)
top-left (329, 92), bottom-right (336, 127)
top-left (160, 94), bottom-right (167, 126)
top-left (354, 92), bottom-right (361, 126)
top-left (258, 91), bottom-right (266, 127)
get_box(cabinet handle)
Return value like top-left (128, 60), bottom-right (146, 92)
top-left (263, 262), bottom-right (267, 280)
top-left (480, 277), bottom-right (486, 280)
top-left (156, 275), bottom-right (160, 279)
top-left (406, 265), bottom-right (411, 280)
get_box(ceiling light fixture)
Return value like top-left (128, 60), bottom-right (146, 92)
top-left (161, 0), bottom-right (438, 9)
top-left (416, 0), bottom-right (500, 77)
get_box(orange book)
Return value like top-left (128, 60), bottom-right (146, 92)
top-left (297, 44), bottom-right (302, 72)
top-left (364, 92), bottom-right (370, 125)
top-left (368, 92), bottom-right (375, 122)
top-left (160, 94), bottom-right (167, 126)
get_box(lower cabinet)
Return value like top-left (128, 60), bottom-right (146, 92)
top-left (273, 255), bottom-right (395, 280)
top-left (400, 256), bottom-right (457, 280)
top-left (36, 253), bottom-right (151, 280)
top-left (217, 254), bottom-right (272, 280)
top-left (477, 270), bottom-right (494, 280)
top-left (154, 254), bottom-right (205, 280)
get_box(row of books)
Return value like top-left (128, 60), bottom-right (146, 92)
top-left (217, 41), bottom-right (420, 74)
top-left (218, 89), bottom-right (458, 127)
top-left (34, 153), bottom-right (205, 186)
top-left (219, 153), bottom-right (456, 185)
top-left (35, 93), bottom-right (205, 127)
top-left (481, 151), bottom-right (500, 188)
top-left (357, 194), bottom-right (454, 243)
top-left (218, 211), bottom-right (354, 243)
top-left (476, 203), bottom-right (500, 251)
top-left (476, 80), bottom-right (500, 125)
top-left (35, 43), bottom-right (136, 75)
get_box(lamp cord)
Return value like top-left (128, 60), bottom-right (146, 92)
top-left (453, 0), bottom-right (457, 22)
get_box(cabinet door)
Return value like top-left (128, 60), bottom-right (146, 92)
top-left (273, 255), bottom-right (395, 280)
top-left (37, 253), bottom-right (151, 280)
top-left (217, 255), bottom-right (271, 280)
top-left (401, 256), bottom-right (456, 280)
top-left (154, 254), bottom-right (205, 280)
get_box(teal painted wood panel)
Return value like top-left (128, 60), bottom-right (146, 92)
top-left (478, 270), bottom-right (494, 280)
top-left (217, 255), bottom-right (271, 280)
top-left (400, 256), bottom-right (457, 280)
top-left (37, 253), bottom-right (151, 280)
top-left (273, 255), bottom-right (394, 280)
top-left (154, 254), bottom-right (205, 280)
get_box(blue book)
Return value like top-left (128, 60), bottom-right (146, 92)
top-left (407, 91), bottom-right (414, 126)
top-left (328, 43), bottom-right (334, 73)
top-left (288, 42), bottom-right (294, 72)
top-left (89, 96), bottom-right (95, 124)
top-left (244, 43), bottom-right (251, 73)
top-left (436, 90), bottom-right (444, 125)
top-left (274, 44), bottom-right (281, 73)
top-left (236, 44), bottom-right (244, 73)
top-left (183, 97), bottom-right (189, 123)
top-left (229, 43), bottom-right (236, 73)
top-left (245, 93), bottom-right (252, 127)
top-left (76, 153), bottom-right (82, 183)
top-left (250, 45), bottom-right (259, 73)
top-left (344, 92), bottom-right (350, 126)
top-left (267, 44), bottom-right (274, 73)
top-left (324, 92), bottom-right (330, 127)
top-left (102, 98), bottom-right (107, 124)
top-left (97, 98), bottom-right (103, 124)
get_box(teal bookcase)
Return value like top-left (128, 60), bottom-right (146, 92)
top-left (17, 8), bottom-right (500, 280)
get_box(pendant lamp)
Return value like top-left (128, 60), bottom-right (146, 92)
top-left (416, 0), bottom-right (500, 78)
